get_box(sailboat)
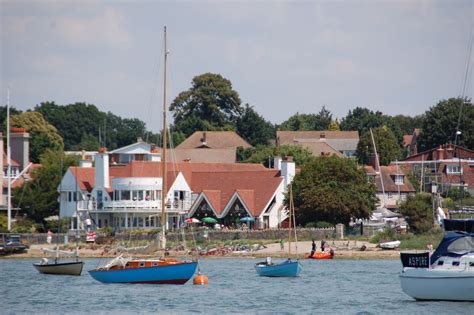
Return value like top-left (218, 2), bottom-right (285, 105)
top-left (88, 26), bottom-right (198, 284)
top-left (255, 185), bottom-right (302, 277)
top-left (33, 162), bottom-right (84, 276)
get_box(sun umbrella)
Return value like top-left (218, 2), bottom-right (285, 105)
top-left (240, 216), bottom-right (255, 223)
top-left (185, 218), bottom-right (200, 223)
top-left (202, 217), bottom-right (218, 224)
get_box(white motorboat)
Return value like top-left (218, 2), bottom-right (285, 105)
top-left (379, 240), bottom-right (401, 249)
top-left (399, 219), bottom-right (474, 301)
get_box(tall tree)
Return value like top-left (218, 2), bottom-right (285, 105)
top-left (418, 98), bottom-right (474, 151)
top-left (239, 144), bottom-right (314, 167)
top-left (356, 126), bottom-right (402, 165)
top-left (291, 156), bottom-right (376, 225)
top-left (278, 106), bottom-right (333, 131)
top-left (236, 104), bottom-right (275, 146)
top-left (400, 193), bottom-right (433, 234)
top-left (0, 105), bottom-right (22, 133)
top-left (392, 114), bottom-right (424, 135)
top-left (170, 73), bottom-right (243, 137)
top-left (12, 150), bottom-right (79, 228)
top-left (10, 112), bottom-right (64, 162)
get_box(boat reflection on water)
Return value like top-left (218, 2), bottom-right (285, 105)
top-left (399, 219), bottom-right (474, 301)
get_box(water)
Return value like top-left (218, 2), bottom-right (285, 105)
top-left (1, 258), bottom-right (472, 314)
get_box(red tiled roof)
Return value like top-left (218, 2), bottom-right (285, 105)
top-left (192, 170), bottom-right (282, 217)
top-left (403, 135), bottom-right (413, 147)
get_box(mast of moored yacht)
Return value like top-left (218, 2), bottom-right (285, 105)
top-left (160, 26), bottom-right (168, 250)
top-left (288, 185), bottom-right (292, 258)
top-left (6, 88), bottom-right (12, 231)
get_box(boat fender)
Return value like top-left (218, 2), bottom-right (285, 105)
top-left (193, 271), bottom-right (209, 285)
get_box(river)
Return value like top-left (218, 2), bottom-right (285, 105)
top-left (1, 258), bottom-right (472, 314)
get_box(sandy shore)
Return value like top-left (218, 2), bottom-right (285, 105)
top-left (2, 240), bottom-right (407, 260)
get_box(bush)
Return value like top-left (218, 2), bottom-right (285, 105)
top-left (371, 228), bottom-right (397, 243)
top-left (400, 193), bottom-right (433, 234)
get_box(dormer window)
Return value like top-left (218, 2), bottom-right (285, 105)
top-left (446, 165), bottom-right (462, 174)
top-left (395, 175), bottom-right (404, 185)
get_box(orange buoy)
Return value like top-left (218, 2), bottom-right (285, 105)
top-left (193, 272), bottom-right (209, 285)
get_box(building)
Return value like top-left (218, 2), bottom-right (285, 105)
top-left (276, 130), bottom-right (359, 157)
top-left (402, 128), bottom-right (421, 157)
top-left (59, 149), bottom-right (295, 231)
top-left (397, 143), bottom-right (474, 195)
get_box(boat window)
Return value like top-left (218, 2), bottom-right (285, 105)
top-left (437, 261), bottom-right (444, 265)
top-left (447, 236), bottom-right (474, 253)
top-left (470, 262), bottom-right (474, 267)
top-left (139, 262), bottom-right (145, 267)
top-left (452, 261), bottom-right (460, 266)
top-left (153, 262), bottom-right (158, 266)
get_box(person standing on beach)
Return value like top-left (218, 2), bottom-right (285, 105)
top-left (47, 229), bottom-right (53, 244)
top-left (280, 239), bottom-right (284, 251)
top-left (311, 239), bottom-right (316, 257)
top-left (321, 239), bottom-right (326, 252)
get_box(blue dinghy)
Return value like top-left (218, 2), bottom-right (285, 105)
top-left (255, 259), bottom-right (302, 277)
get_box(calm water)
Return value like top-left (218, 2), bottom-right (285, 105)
top-left (1, 258), bottom-right (472, 314)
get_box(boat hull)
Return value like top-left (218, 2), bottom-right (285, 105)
top-left (33, 261), bottom-right (84, 276)
top-left (399, 269), bottom-right (474, 301)
top-left (88, 261), bottom-right (198, 284)
top-left (304, 252), bottom-right (334, 259)
top-left (255, 260), bottom-right (302, 277)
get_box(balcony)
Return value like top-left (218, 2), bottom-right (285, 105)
top-left (77, 199), bottom-right (192, 213)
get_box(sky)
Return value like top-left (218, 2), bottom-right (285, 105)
top-left (1, 0), bottom-right (473, 132)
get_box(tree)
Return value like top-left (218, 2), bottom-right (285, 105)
top-left (291, 156), bottom-right (377, 225)
top-left (392, 114), bottom-right (424, 135)
top-left (239, 144), bottom-right (314, 167)
top-left (170, 73), bottom-right (243, 136)
top-left (356, 126), bottom-right (402, 165)
top-left (328, 119), bottom-right (340, 131)
top-left (418, 98), bottom-right (474, 151)
top-left (10, 111), bottom-right (64, 162)
top-left (236, 104), bottom-right (275, 146)
top-left (12, 150), bottom-right (79, 229)
top-left (0, 105), bottom-right (22, 133)
top-left (278, 106), bottom-right (333, 131)
top-left (340, 107), bottom-right (404, 145)
top-left (400, 193), bottom-right (433, 234)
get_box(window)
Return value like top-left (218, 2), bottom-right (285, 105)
top-left (121, 190), bottom-right (130, 200)
top-left (395, 175), bottom-right (404, 185)
top-left (446, 165), bottom-right (462, 174)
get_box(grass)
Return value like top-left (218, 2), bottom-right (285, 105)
top-left (370, 228), bottom-right (444, 250)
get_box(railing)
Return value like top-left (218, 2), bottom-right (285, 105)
top-left (77, 199), bottom-right (192, 213)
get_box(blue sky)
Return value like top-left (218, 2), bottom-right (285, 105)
top-left (1, 0), bottom-right (472, 132)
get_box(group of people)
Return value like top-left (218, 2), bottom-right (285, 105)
top-left (310, 239), bottom-right (334, 257)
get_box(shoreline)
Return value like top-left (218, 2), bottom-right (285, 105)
top-left (1, 240), bottom-right (413, 260)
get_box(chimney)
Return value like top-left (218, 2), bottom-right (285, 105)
top-left (281, 156), bottom-right (295, 188)
top-left (273, 156), bottom-right (282, 170)
top-left (137, 137), bottom-right (143, 143)
top-left (200, 132), bottom-right (207, 146)
top-left (446, 144), bottom-right (454, 159)
top-left (436, 145), bottom-right (444, 161)
top-left (320, 132), bottom-right (326, 141)
top-left (10, 128), bottom-right (29, 172)
top-left (95, 147), bottom-right (110, 189)
top-left (148, 145), bottom-right (161, 162)
top-left (368, 154), bottom-right (380, 172)
top-left (80, 160), bottom-right (93, 168)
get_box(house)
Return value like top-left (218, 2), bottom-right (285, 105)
top-left (276, 130), bottom-right (359, 157)
top-left (402, 128), bottom-right (421, 157)
top-left (397, 143), bottom-right (474, 195)
top-left (176, 131), bottom-right (252, 150)
top-left (0, 129), bottom-right (34, 210)
top-left (364, 162), bottom-right (416, 210)
top-left (59, 149), bottom-right (295, 231)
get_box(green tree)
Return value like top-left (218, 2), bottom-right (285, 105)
top-left (170, 73), bottom-right (243, 137)
top-left (356, 126), bottom-right (402, 165)
top-left (392, 114), bottom-right (424, 135)
top-left (236, 104), bottom-right (275, 146)
top-left (418, 98), bottom-right (474, 151)
top-left (400, 193), bottom-right (433, 234)
top-left (278, 106), bottom-right (333, 131)
top-left (291, 156), bottom-right (377, 225)
top-left (10, 111), bottom-right (64, 162)
top-left (239, 144), bottom-right (314, 167)
top-left (12, 150), bottom-right (79, 229)
top-left (328, 119), bottom-right (340, 131)
top-left (0, 105), bottom-right (22, 133)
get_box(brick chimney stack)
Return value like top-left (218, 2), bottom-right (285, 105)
top-left (10, 128), bottom-right (29, 172)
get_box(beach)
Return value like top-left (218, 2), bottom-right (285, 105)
top-left (3, 240), bottom-right (404, 260)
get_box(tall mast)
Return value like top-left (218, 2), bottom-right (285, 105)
top-left (6, 88), bottom-right (11, 231)
top-left (160, 26), bottom-right (168, 249)
top-left (288, 185), bottom-right (292, 257)
top-left (370, 128), bottom-right (385, 207)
